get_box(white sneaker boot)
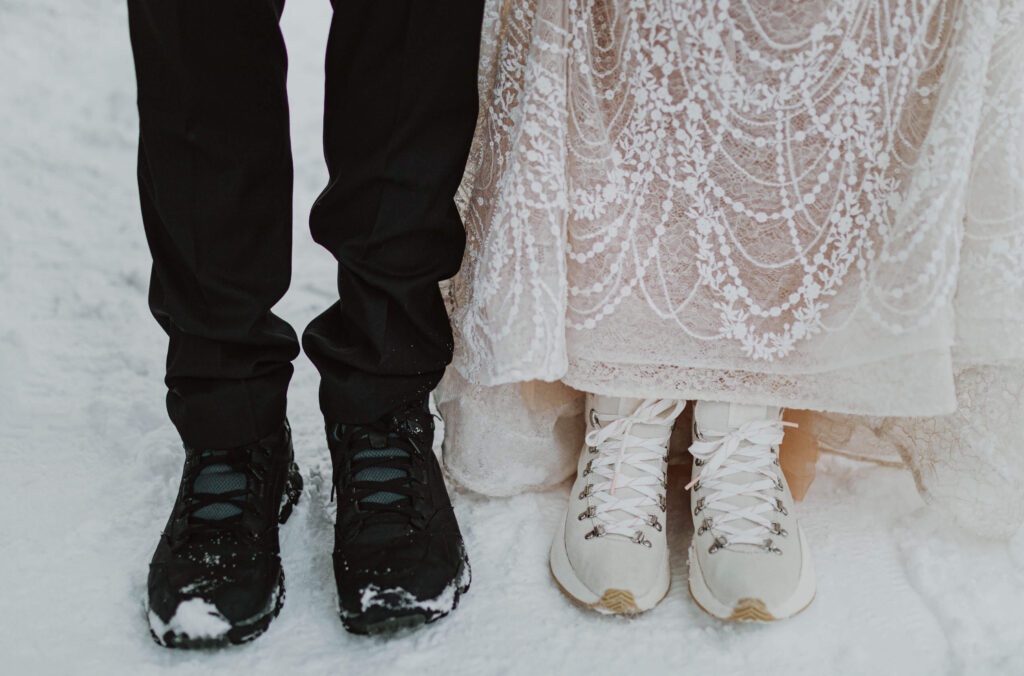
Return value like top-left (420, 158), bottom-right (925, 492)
top-left (550, 395), bottom-right (684, 614)
top-left (687, 401), bottom-right (815, 621)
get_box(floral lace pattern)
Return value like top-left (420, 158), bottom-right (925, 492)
top-left (438, 0), bottom-right (1024, 536)
top-left (449, 0), bottom-right (1024, 415)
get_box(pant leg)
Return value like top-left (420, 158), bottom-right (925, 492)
top-left (128, 0), bottom-right (299, 449)
top-left (303, 0), bottom-right (485, 423)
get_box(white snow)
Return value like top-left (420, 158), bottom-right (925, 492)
top-left (149, 599), bottom-right (232, 643)
top-left (355, 559), bottom-right (469, 618)
top-left (358, 585), bottom-right (429, 615)
top-left (1, 1), bottom-right (1023, 675)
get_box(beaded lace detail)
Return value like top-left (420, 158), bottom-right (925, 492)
top-left (437, 0), bottom-right (1024, 539)
top-left (449, 0), bottom-right (1024, 416)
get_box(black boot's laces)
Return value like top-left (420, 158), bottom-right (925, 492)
top-left (331, 421), bottom-right (430, 531)
top-left (175, 447), bottom-right (265, 546)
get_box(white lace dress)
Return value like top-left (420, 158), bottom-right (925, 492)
top-left (437, 0), bottom-right (1024, 538)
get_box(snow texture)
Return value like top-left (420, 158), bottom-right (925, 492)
top-left (0, 1), bottom-right (1022, 674)
top-left (149, 599), bottom-right (232, 643)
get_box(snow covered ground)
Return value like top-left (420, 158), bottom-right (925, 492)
top-left (2, 1), bottom-right (1023, 674)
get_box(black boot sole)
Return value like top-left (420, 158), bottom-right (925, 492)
top-left (148, 462), bottom-right (303, 649)
top-left (339, 548), bottom-right (472, 636)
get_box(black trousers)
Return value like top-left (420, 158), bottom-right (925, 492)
top-left (127, 0), bottom-right (483, 449)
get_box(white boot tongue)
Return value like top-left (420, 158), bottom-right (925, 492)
top-left (591, 395), bottom-right (645, 417)
top-left (590, 396), bottom-right (676, 439)
top-left (695, 401), bottom-right (781, 435)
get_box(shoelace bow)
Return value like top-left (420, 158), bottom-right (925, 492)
top-left (331, 422), bottom-right (428, 530)
top-left (176, 447), bottom-right (266, 546)
top-left (584, 399), bottom-right (685, 540)
top-left (686, 419), bottom-right (797, 548)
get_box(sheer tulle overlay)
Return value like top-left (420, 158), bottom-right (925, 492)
top-left (437, 0), bottom-right (1024, 537)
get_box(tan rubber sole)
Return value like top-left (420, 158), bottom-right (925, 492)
top-left (728, 598), bottom-right (776, 622)
top-left (590, 589), bottom-right (641, 614)
top-left (549, 560), bottom-right (668, 616)
top-left (688, 585), bottom-right (816, 623)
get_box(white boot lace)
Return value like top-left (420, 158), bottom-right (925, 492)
top-left (583, 399), bottom-right (685, 543)
top-left (686, 419), bottom-right (797, 549)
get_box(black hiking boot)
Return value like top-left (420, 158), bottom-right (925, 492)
top-left (328, 399), bottom-right (470, 635)
top-left (147, 422), bottom-right (303, 648)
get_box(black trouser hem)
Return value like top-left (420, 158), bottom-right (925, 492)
top-left (166, 367), bottom-right (292, 449)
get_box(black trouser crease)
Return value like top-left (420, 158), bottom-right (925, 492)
top-left (128, 0), bottom-right (484, 448)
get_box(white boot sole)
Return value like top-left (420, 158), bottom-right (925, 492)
top-left (549, 514), bottom-right (671, 615)
top-left (688, 526), bottom-right (816, 622)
